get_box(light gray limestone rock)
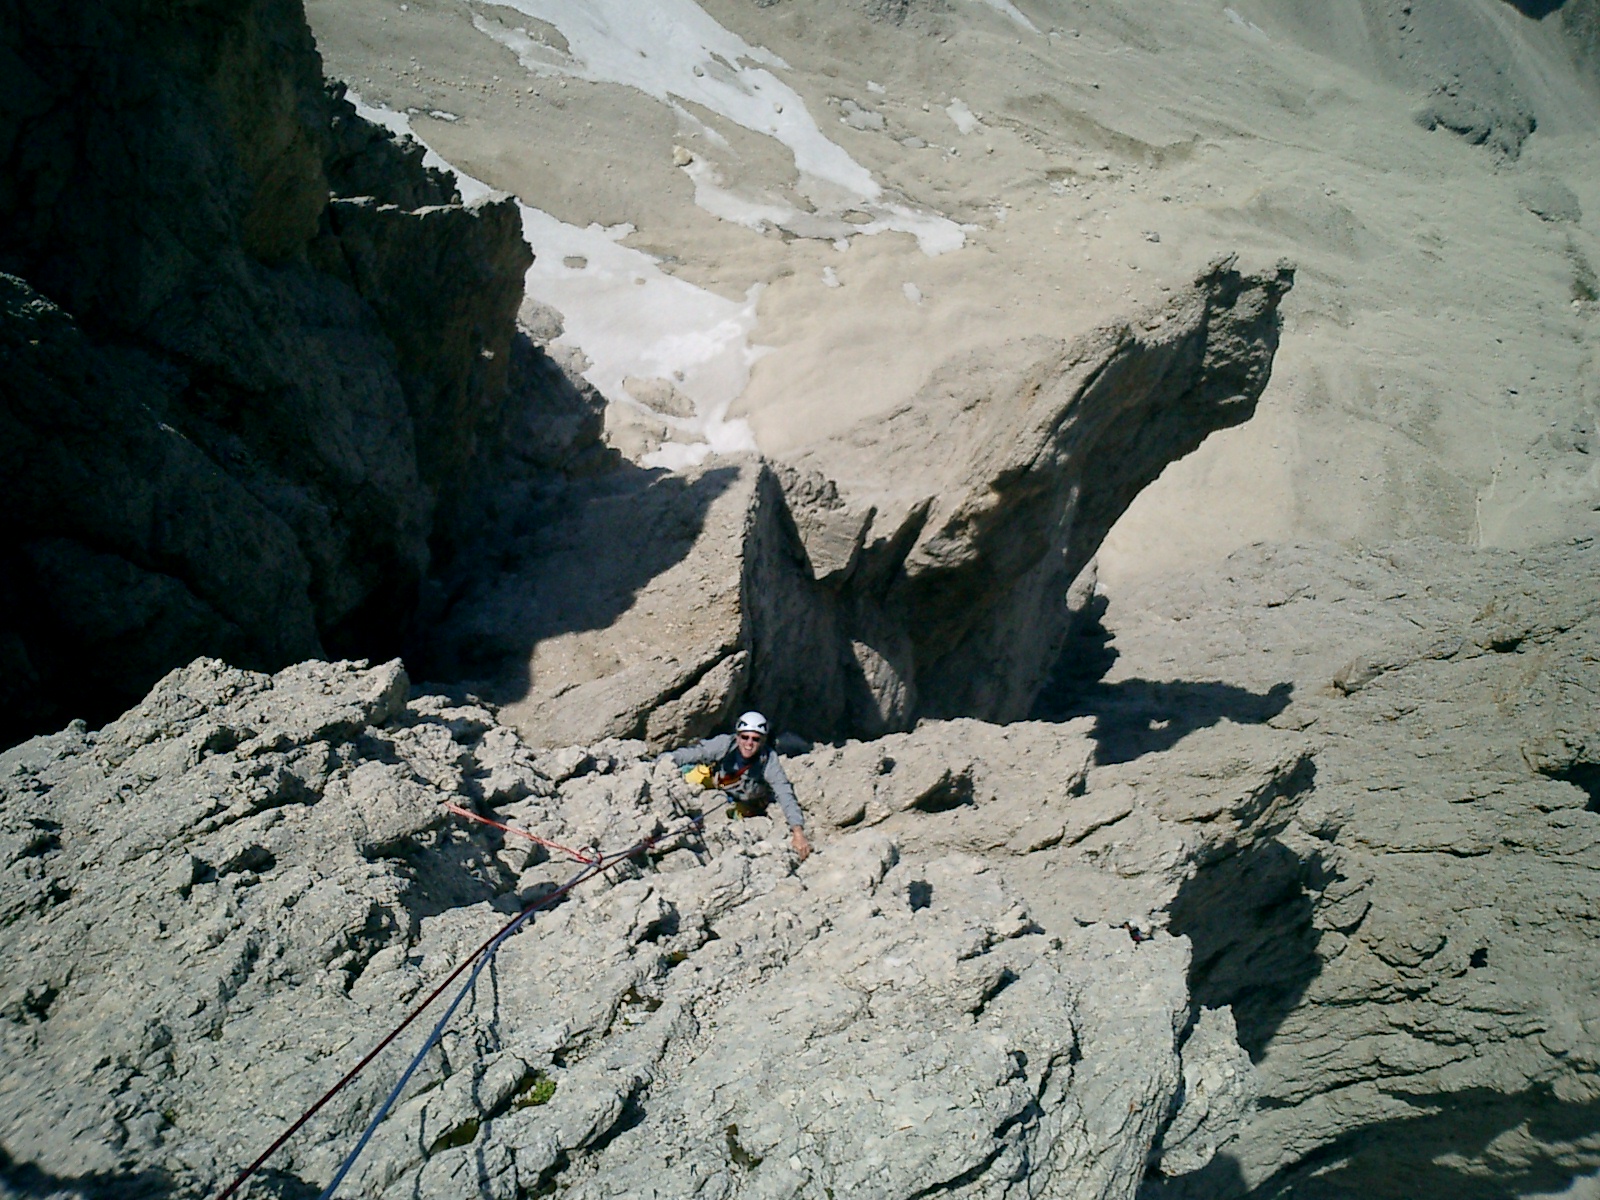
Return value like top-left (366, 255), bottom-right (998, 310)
top-left (1070, 536), bottom-right (1600, 1199)
top-left (425, 459), bottom-right (769, 750)
top-left (1150, 1007), bottom-right (1258, 1179)
top-left (12, 535), bottom-right (1591, 1200)
top-left (1, 656), bottom-right (1234, 1200)
top-left (1518, 176), bottom-right (1584, 224)
top-left (419, 259), bottom-right (1294, 752)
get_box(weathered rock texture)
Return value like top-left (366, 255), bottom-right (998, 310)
top-left (5, 532), bottom-right (1597, 1198)
top-left (771, 256), bottom-right (1294, 738)
top-left (1564, 0), bottom-right (1600, 82)
top-left (1037, 535), bottom-right (1600, 1198)
top-left (414, 460), bottom-right (762, 753)
top-left (433, 258), bottom-right (1293, 751)
top-left (1268, 0), bottom-right (1600, 159)
top-left (0, 0), bottom-right (600, 744)
top-left (0, 657), bottom-right (1282, 1200)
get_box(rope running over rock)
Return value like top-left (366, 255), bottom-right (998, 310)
top-left (215, 807), bottom-right (706, 1200)
top-left (442, 800), bottom-right (601, 864)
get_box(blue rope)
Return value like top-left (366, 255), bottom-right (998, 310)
top-left (312, 809), bottom-right (706, 1199)
top-left (315, 862), bottom-right (596, 1200)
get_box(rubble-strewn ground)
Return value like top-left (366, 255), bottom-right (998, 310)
top-left (306, 0), bottom-right (1600, 573)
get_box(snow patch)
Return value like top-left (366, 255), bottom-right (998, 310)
top-left (475, 1), bottom-right (870, 193)
top-left (681, 154), bottom-right (966, 256)
top-left (517, 207), bottom-right (763, 470)
top-left (945, 98), bottom-right (980, 135)
top-left (349, 94), bottom-right (759, 470)
top-left (1224, 8), bottom-right (1267, 38)
top-left (351, 100), bottom-right (496, 204)
top-left (474, 0), bottom-right (964, 256)
top-left (966, 0), bottom-right (1039, 34)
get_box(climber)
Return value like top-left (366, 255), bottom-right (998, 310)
top-left (662, 712), bottom-right (812, 861)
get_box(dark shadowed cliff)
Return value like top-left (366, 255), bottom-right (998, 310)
top-left (0, 0), bottom-right (604, 743)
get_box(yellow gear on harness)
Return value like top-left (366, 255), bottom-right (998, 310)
top-left (683, 758), bottom-right (753, 790)
top-left (684, 761), bottom-right (764, 825)
top-left (683, 762), bottom-right (763, 818)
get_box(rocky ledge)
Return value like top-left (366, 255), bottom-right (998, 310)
top-left (0, 653), bottom-right (1297, 1200)
top-left (6, 532), bottom-right (1595, 1199)
top-left (423, 257), bottom-right (1295, 751)
top-left (9, 530), bottom-right (1596, 1198)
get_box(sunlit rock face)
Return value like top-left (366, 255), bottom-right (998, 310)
top-left (422, 258), bottom-right (1294, 750)
top-left (6, 0), bottom-right (1600, 1197)
top-left (7, 538), bottom-right (1594, 1198)
top-left (0, 657), bottom-right (1202, 1200)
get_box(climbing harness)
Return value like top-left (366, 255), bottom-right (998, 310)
top-left (215, 806), bottom-right (706, 1200)
top-left (686, 758), bottom-right (752, 790)
top-left (1121, 921), bottom-right (1153, 945)
top-left (682, 747), bottom-right (790, 824)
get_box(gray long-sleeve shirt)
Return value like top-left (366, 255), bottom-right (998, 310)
top-left (667, 734), bottom-right (805, 828)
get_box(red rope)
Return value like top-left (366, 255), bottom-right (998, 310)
top-left (215, 810), bottom-right (704, 1200)
top-left (441, 801), bottom-right (600, 864)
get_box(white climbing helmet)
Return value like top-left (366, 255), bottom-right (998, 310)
top-left (735, 711), bottom-right (769, 737)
